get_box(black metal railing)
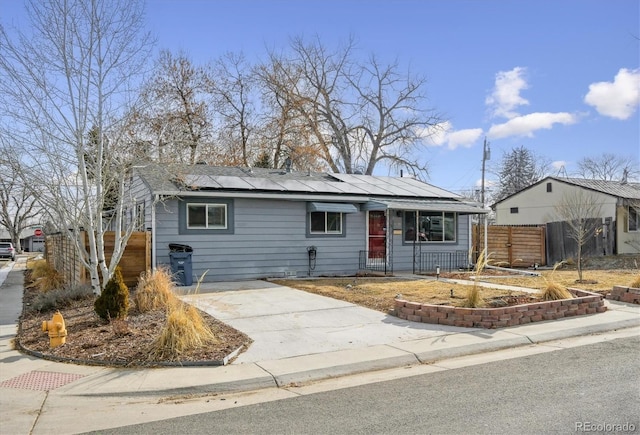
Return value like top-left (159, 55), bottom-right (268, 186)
top-left (418, 251), bottom-right (469, 274)
top-left (359, 250), bottom-right (390, 274)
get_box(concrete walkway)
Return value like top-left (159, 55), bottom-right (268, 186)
top-left (1, 256), bottom-right (639, 434)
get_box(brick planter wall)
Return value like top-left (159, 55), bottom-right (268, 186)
top-left (606, 285), bottom-right (640, 304)
top-left (393, 288), bottom-right (606, 329)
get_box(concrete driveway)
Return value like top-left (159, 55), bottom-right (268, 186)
top-left (180, 280), bottom-right (473, 364)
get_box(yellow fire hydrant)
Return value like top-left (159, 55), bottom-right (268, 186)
top-left (42, 311), bottom-right (67, 348)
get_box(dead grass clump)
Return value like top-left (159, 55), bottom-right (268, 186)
top-left (463, 250), bottom-right (488, 308)
top-left (134, 267), bottom-right (178, 313)
top-left (150, 303), bottom-right (218, 359)
top-left (541, 282), bottom-right (573, 301)
top-left (630, 275), bottom-right (640, 288)
top-left (540, 261), bottom-right (573, 300)
top-left (27, 259), bottom-right (65, 292)
top-left (463, 286), bottom-right (484, 308)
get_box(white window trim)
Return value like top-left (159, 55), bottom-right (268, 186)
top-left (187, 203), bottom-right (228, 230)
top-left (310, 211), bottom-right (343, 235)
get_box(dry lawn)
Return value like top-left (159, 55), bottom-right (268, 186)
top-left (271, 269), bottom-right (637, 314)
top-left (468, 269), bottom-right (638, 293)
top-left (271, 277), bottom-right (533, 313)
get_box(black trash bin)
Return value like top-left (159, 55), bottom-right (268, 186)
top-left (169, 244), bottom-right (193, 286)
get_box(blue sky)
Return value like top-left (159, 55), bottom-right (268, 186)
top-left (2, 0), bottom-right (639, 194)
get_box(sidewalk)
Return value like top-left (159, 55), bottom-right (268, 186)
top-left (1, 256), bottom-right (639, 434)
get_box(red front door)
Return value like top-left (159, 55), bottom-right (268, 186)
top-left (368, 211), bottom-right (386, 260)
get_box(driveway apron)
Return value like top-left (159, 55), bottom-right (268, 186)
top-left (180, 280), bottom-right (471, 363)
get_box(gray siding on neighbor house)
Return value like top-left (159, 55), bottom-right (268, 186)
top-left (155, 197), bottom-right (367, 281)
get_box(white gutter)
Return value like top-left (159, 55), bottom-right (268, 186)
top-left (152, 190), bottom-right (373, 202)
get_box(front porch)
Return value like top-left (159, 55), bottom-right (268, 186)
top-left (358, 250), bottom-right (470, 276)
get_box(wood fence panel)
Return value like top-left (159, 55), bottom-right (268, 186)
top-left (45, 231), bottom-right (151, 288)
top-left (546, 218), bottom-right (604, 265)
top-left (510, 227), bottom-right (546, 267)
top-left (473, 225), bottom-right (546, 267)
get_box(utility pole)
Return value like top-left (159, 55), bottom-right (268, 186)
top-left (481, 138), bottom-right (490, 259)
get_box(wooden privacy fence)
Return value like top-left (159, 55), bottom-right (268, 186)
top-left (45, 231), bottom-right (151, 288)
top-left (473, 225), bottom-right (546, 267)
top-left (546, 218), bottom-right (613, 265)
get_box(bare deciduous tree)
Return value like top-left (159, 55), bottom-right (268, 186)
top-left (135, 50), bottom-right (212, 165)
top-left (254, 54), bottom-right (324, 170)
top-left (0, 0), bottom-right (153, 293)
top-left (259, 36), bottom-right (442, 176)
top-left (209, 52), bottom-right (256, 166)
top-left (575, 153), bottom-right (640, 181)
top-left (349, 55), bottom-right (442, 176)
top-left (0, 141), bottom-right (40, 253)
top-left (554, 190), bottom-right (604, 282)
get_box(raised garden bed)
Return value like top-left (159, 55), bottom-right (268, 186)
top-left (606, 285), bottom-right (640, 304)
top-left (393, 288), bottom-right (606, 329)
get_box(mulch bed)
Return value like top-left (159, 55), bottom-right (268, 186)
top-left (15, 277), bottom-right (251, 367)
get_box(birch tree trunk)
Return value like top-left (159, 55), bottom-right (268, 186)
top-left (0, 0), bottom-right (153, 293)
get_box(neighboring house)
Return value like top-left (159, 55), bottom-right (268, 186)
top-left (0, 224), bottom-right (45, 253)
top-left (129, 164), bottom-right (486, 282)
top-left (492, 176), bottom-right (640, 255)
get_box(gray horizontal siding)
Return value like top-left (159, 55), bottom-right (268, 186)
top-left (155, 197), bottom-right (365, 281)
top-left (390, 214), bottom-right (470, 271)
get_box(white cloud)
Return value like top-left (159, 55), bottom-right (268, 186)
top-left (485, 67), bottom-right (529, 119)
top-left (446, 128), bottom-right (483, 150)
top-left (551, 160), bottom-right (566, 170)
top-left (419, 122), bottom-right (483, 150)
top-left (584, 68), bottom-right (640, 120)
top-left (418, 121), bottom-right (450, 147)
top-left (487, 112), bottom-right (577, 139)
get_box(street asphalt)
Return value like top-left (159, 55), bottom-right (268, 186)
top-left (1, 255), bottom-right (639, 434)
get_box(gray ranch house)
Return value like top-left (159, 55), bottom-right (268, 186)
top-left (130, 164), bottom-right (486, 283)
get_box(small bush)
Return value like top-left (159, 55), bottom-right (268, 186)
top-left (134, 267), bottom-right (177, 313)
top-left (26, 284), bottom-right (94, 314)
top-left (541, 283), bottom-right (573, 301)
top-left (150, 303), bottom-right (218, 359)
top-left (94, 267), bottom-right (130, 320)
top-left (630, 275), bottom-right (640, 288)
top-left (27, 259), bottom-right (65, 292)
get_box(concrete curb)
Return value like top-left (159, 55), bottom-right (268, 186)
top-left (63, 316), bottom-right (639, 397)
top-left (390, 330), bottom-right (533, 363)
top-left (256, 344), bottom-right (420, 387)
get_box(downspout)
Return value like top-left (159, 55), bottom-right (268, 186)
top-left (151, 194), bottom-right (158, 271)
top-left (468, 214), bottom-right (472, 266)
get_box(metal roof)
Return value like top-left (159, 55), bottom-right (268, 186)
top-left (551, 177), bottom-right (640, 200)
top-left (134, 164), bottom-right (484, 214)
top-left (491, 176), bottom-right (640, 207)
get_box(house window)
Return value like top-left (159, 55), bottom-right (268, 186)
top-left (546, 182), bottom-right (552, 192)
top-left (187, 203), bottom-right (227, 229)
top-left (310, 211), bottom-right (343, 234)
top-left (179, 198), bottom-right (234, 235)
top-left (510, 207), bottom-right (519, 214)
top-left (404, 211), bottom-right (455, 242)
top-left (629, 207), bottom-right (639, 232)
